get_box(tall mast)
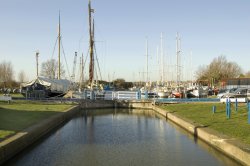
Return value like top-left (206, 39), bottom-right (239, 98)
top-left (176, 32), bottom-right (181, 87)
top-left (58, 11), bottom-right (61, 79)
top-left (146, 37), bottom-right (148, 83)
top-left (71, 52), bottom-right (77, 82)
top-left (156, 45), bottom-right (159, 83)
top-left (79, 53), bottom-right (84, 91)
top-left (160, 32), bottom-right (164, 84)
top-left (190, 50), bottom-right (193, 82)
top-left (88, 0), bottom-right (94, 87)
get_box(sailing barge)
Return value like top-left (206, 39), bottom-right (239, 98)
top-left (20, 0), bottom-right (100, 98)
top-left (20, 10), bottom-right (69, 98)
top-left (20, 77), bottom-right (70, 98)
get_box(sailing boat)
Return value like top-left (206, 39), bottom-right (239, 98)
top-left (155, 33), bottom-right (170, 98)
top-left (140, 38), bottom-right (158, 99)
top-left (86, 0), bottom-right (103, 90)
top-left (70, 0), bottom-right (104, 99)
top-left (20, 12), bottom-right (71, 98)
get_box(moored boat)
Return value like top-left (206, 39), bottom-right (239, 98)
top-left (20, 77), bottom-right (70, 98)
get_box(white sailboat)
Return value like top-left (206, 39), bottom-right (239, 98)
top-left (155, 33), bottom-right (170, 98)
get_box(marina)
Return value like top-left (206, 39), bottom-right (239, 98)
top-left (1, 0), bottom-right (250, 166)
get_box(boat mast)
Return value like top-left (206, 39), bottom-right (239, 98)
top-left (176, 32), bottom-right (181, 87)
top-left (79, 53), bottom-right (84, 91)
top-left (58, 11), bottom-right (61, 79)
top-left (156, 45), bottom-right (159, 83)
top-left (146, 37), bottom-right (149, 83)
top-left (88, 0), bottom-right (94, 88)
top-left (160, 32), bottom-right (164, 84)
top-left (190, 50), bottom-right (193, 83)
top-left (71, 52), bottom-right (77, 82)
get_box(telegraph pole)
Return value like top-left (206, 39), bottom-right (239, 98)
top-left (35, 50), bottom-right (39, 78)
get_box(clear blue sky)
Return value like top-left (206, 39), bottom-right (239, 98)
top-left (0, 0), bottom-right (249, 82)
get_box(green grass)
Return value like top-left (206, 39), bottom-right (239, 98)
top-left (0, 100), bottom-right (75, 140)
top-left (0, 130), bottom-right (15, 139)
top-left (207, 95), bottom-right (217, 98)
top-left (160, 103), bottom-right (250, 145)
top-left (0, 93), bottom-right (24, 98)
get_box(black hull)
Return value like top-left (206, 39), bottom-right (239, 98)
top-left (47, 91), bottom-right (66, 98)
top-left (21, 89), bottom-right (65, 98)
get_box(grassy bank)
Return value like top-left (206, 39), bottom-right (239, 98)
top-left (0, 93), bottom-right (24, 98)
top-left (160, 103), bottom-right (250, 145)
top-left (0, 100), bottom-right (75, 140)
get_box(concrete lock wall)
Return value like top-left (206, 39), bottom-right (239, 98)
top-left (79, 100), bottom-right (115, 109)
top-left (0, 105), bottom-right (81, 165)
top-left (117, 100), bottom-right (250, 166)
top-left (0, 100), bottom-right (118, 164)
top-left (149, 102), bottom-right (250, 166)
top-left (116, 100), bottom-right (152, 109)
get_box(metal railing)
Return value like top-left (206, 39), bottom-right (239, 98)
top-left (154, 98), bottom-right (220, 103)
top-left (103, 91), bottom-right (140, 100)
top-left (14, 90), bottom-right (223, 104)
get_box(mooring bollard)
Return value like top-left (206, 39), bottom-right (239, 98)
top-left (226, 98), bottom-right (229, 117)
top-left (137, 91), bottom-right (141, 100)
top-left (235, 98), bottom-right (238, 112)
top-left (248, 103), bottom-right (250, 124)
top-left (247, 102), bottom-right (249, 112)
top-left (226, 98), bottom-right (231, 119)
top-left (212, 105), bottom-right (216, 114)
top-left (145, 90), bottom-right (148, 99)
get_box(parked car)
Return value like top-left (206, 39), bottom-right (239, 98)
top-left (217, 88), bottom-right (237, 98)
top-left (222, 88), bottom-right (248, 98)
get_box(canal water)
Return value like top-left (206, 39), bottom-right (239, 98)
top-left (6, 109), bottom-right (241, 166)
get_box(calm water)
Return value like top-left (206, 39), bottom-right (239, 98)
top-left (6, 109), bottom-right (241, 166)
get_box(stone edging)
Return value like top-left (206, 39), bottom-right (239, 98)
top-left (0, 105), bottom-right (80, 165)
top-left (152, 105), bottom-right (250, 166)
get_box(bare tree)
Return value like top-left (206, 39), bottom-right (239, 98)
top-left (0, 61), bottom-right (14, 88)
top-left (195, 55), bottom-right (242, 85)
top-left (40, 59), bottom-right (65, 79)
top-left (195, 65), bottom-right (208, 81)
top-left (244, 71), bottom-right (250, 78)
top-left (18, 70), bottom-right (27, 83)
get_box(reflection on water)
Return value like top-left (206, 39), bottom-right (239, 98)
top-left (6, 109), bottom-right (241, 166)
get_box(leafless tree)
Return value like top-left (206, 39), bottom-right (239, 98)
top-left (245, 71), bottom-right (250, 78)
top-left (195, 65), bottom-right (208, 81)
top-left (18, 70), bottom-right (27, 83)
top-left (0, 61), bottom-right (14, 88)
top-left (195, 55), bottom-right (242, 84)
top-left (40, 59), bottom-right (65, 79)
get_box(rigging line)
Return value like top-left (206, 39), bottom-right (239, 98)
top-left (78, 47), bottom-right (90, 84)
top-left (83, 47), bottom-right (90, 76)
top-left (51, 36), bottom-right (59, 60)
top-left (77, 36), bottom-right (85, 54)
top-left (60, 38), bottom-right (71, 79)
top-left (78, 54), bottom-right (85, 87)
top-left (77, 55), bottom-right (82, 83)
top-left (93, 43), bottom-right (102, 80)
top-left (94, 65), bottom-right (99, 82)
